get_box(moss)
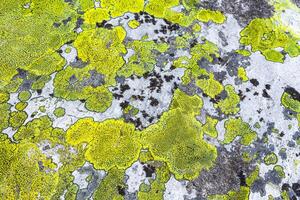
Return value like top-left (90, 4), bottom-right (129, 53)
top-left (237, 67), bottom-right (249, 82)
top-left (118, 40), bottom-right (169, 77)
top-left (274, 165), bottom-right (285, 178)
top-left (128, 20), bottom-right (140, 29)
top-left (141, 89), bottom-right (217, 180)
top-left (240, 18), bottom-right (300, 62)
top-left (223, 118), bottom-right (257, 146)
top-left (64, 184), bottom-right (79, 200)
top-left (66, 118), bottom-right (141, 170)
top-left (264, 152), bottom-right (278, 165)
top-left (195, 9), bottom-right (226, 24)
top-left (54, 107), bottom-right (66, 118)
top-left (0, 0), bottom-right (78, 88)
top-left (18, 90), bottom-right (31, 102)
top-left (9, 111), bottom-right (28, 129)
top-left (215, 85), bottom-right (240, 115)
top-left (15, 102), bottom-right (28, 111)
top-left (202, 116), bottom-right (218, 138)
top-left (93, 168), bottom-right (126, 200)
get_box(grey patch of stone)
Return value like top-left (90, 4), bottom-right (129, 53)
top-left (75, 163), bottom-right (106, 200)
top-left (81, 70), bottom-right (105, 87)
top-left (188, 146), bottom-right (254, 198)
top-left (200, 0), bottom-right (274, 27)
top-left (70, 57), bottom-right (89, 68)
top-left (293, 0), bottom-right (300, 7)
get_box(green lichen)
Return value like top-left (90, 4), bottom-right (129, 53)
top-left (141, 89), bottom-right (217, 180)
top-left (223, 118), bottom-right (257, 146)
top-left (66, 118), bottom-right (141, 170)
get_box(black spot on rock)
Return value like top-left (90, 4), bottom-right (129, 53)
top-left (250, 79), bottom-right (259, 86)
top-left (143, 164), bottom-right (156, 177)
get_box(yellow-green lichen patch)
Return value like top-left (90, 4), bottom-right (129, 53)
top-left (9, 111), bottom-right (28, 129)
top-left (66, 118), bottom-right (141, 170)
top-left (237, 67), bottom-right (249, 82)
top-left (281, 91), bottom-right (300, 113)
top-left (274, 165), bottom-right (285, 178)
top-left (141, 89), bottom-right (217, 180)
top-left (101, 0), bottom-right (144, 18)
top-left (196, 9), bottom-right (226, 24)
top-left (83, 8), bottom-right (110, 26)
top-left (18, 90), bottom-right (32, 102)
top-left (128, 20), bottom-right (140, 29)
top-left (236, 49), bottom-right (252, 57)
top-left (0, 0), bottom-right (78, 88)
top-left (196, 73), bottom-right (224, 99)
top-left (0, 103), bottom-right (11, 132)
top-left (0, 137), bottom-right (59, 199)
top-left (74, 26), bottom-right (126, 85)
top-left (215, 85), bottom-right (240, 115)
top-left (118, 40), bottom-right (169, 77)
top-left (94, 167), bottom-right (126, 200)
top-left (54, 66), bottom-right (113, 113)
top-left (264, 152), bottom-right (278, 165)
top-left (14, 116), bottom-right (61, 143)
top-left (240, 18), bottom-right (300, 62)
top-left (223, 118), bottom-right (257, 146)
top-left (0, 91), bottom-right (9, 104)
top-left (15, 102), bottom-right (28, 111)
top-left (54, 107), bottom-right (66, 118)
top-left (202, 116), bottom-right (219, 138)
